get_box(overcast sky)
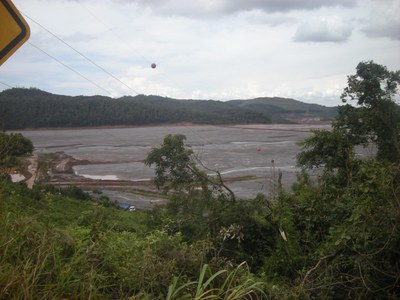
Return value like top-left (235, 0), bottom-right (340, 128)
top-left (1, 0), bottom-right (399, 106)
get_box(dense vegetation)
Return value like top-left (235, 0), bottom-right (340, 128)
top-left (229, 97), bottom-right (337, 122)
top-left (0, 61), bottom-right (399, 299)
top-left (0, 131), bottom-right (33, 179)
top-left (0, 88), bottom-right (336, 129)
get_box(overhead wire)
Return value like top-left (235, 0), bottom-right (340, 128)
top-left (27, 41), bottom-right (112, 95)
top-left (73, 3), bottom-right (215, 159)
top-left (0, 81), bottom-right (14, 89)
top-left (76, 2), bottom-right (191, 100)
top-left (12, 7), bottom-right (276, 198)
top-left (79, 3), bottom-right (152, 67)
top-left (14, 6), bottom-right (218, 175)
top-left (21, 12), bottom-right (141, 96)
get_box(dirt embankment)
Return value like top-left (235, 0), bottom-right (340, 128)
top-left (29, 152), bottom-right (157, 193)
top-left (26, 154), bottom-right (38, 188)
top-left (20, 152), bottom-right (165, 210)
top-left (26, 151), bottom-right (252, 194)
top-left (51, 152), bottom-right (87, 173)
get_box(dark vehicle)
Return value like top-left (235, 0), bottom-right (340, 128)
top-left (117, 203), bottom-right (136, 211)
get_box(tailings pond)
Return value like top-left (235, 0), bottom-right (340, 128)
top-left (18, 124), bottom-right (330, 204)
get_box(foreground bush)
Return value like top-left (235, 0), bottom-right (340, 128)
top-left (0, 180), bottom-right (268, 299)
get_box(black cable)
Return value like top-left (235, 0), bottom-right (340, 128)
top-left (22, 12), bottom-right (141, 95)
top-left (28, 41), bottom-right (112, 95)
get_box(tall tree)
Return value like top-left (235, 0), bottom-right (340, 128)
top-left (287, 62), bottom-right (400, 298)
top-left (337, 61), bottom-right (400, 162)
top-left (144, 134), bottom-right (235, 201)
top-left (144, 134), bottom-right (199, 192)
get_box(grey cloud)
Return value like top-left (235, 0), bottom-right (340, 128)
top-left (61, 32), bottom-right (98, 43)
top-left (362, 24), bottom-right (400, 41)
top-left (293, 17), bottom-right (352, 42)
top-left (360, 1), bottom-right (400, 40)
top-left (239, 10), bottom-right (297, 26)
top-left (114, 0), bottom-right (356, 15)
top-left (219, 0), bottom-right (356, 13)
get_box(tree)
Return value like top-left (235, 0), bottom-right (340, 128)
top-left (287, 61), bottom-right (400, 298)
top-left (0, 132), bottom-right (33, 157)
top-left (145, 134), bottom-right (238, 241)
top-left (338, 60), bottom-right (400, 162)
top-left (0, 132), bottom-right (33, 179)
top-left (298, 61), bottom-right (400, 170)
top-left (145, 134), bottom-right (279, 271)
top-left (145, 134), bottom-right (235, 201)
top-left (144, 134), bottom-right (200, 192)
top-left (297, 129), bottom-right (354, 172)
top-left (288, 159), bottom-right (400, 299)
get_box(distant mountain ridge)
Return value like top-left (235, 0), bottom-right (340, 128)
top-left (0, 88), bottom-right (336, 129)
top-left (229, 97), bottom-right (337, 123)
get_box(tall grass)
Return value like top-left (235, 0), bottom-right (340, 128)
top-left (0, 181), bottom-right (269, 299)
top-left (0, 214), bottom-right (105, 299)
top-left (166, 262), bottom-right (267, 300)
top-left (0, 185), bottom-right (111, 299)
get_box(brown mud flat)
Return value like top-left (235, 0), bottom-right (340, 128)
top-left (25, 152), bottom-right (165, 209)
top-left (20, 121), bottom-right (331, 132)
top-left (21, 122), bottom-right (211, 131)
top-left (32, 151), bottom-right (257, 209)
top-left (42, 152), bottom-right (259, 190)
top-left (37, 152), bottom-right (152, 188)
top-left (18, 124), bottom-right (331, 204)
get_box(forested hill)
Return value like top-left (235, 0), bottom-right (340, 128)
top-left (0, 88), bottom-right (336, 129)
top-left (228, 97), bottom-right (337, 123)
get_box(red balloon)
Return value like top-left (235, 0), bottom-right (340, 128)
top-left (151, 63), bottom-right (156, 69)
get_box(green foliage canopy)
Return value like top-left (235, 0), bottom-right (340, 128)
top-left (285, 61), bottom-right (400, 298)
top-left (0, 132), bottom-right (33, 178)
top-left (338, 60), bottom-right (400, 162)
top-left (145, 134), bottom-right (200, 192)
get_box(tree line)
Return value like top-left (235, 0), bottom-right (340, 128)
top-left (0, 88), bottom-right (337, 130)
top-left (0, 89), bottom-right (273, 129)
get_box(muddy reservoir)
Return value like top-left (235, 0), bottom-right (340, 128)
top-left (18, 124), bottom-right (329, 206)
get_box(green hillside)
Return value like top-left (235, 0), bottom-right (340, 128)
top-left (228, 97), bottom-right (337, 122)
top-left (0, 88), bottom-right (336, 129)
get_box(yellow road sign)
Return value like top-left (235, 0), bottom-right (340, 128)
top-left (0, 0), bottom-right (30, 66)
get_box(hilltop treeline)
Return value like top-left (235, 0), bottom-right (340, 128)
top-left (0, 88), bottom-right (270, 129)
top-left (0, 88), bottom-right (336, 129)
